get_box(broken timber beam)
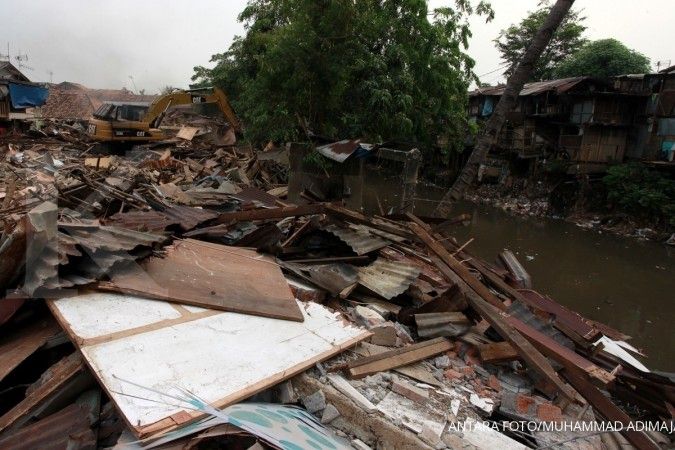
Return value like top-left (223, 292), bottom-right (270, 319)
top-left (213, 204), bottom-right (325, 224)
top-left (563, 371), bottom-right (660, 450)
top-left (477, 342), bottom-right (520, 363)
top-left (505, 316), bottom-right (615, 387)
top-left (347, 337), bottom-right (453, 379)
top-left (408, 218), bottom-right (579, 403)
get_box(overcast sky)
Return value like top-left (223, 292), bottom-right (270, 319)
top-left (1, 0), bottom-right (672, 93)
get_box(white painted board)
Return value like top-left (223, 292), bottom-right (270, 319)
top-left (49, 292), bottom-right (369, 436)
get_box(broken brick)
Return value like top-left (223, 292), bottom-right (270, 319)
top-left (537, 403), bottom-right (562, 422)
top-left (444, 368), bottom-right (464, 381)
top-left (516, 394), bottom-right (536, 415)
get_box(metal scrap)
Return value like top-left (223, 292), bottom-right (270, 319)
top-left (357, 258), bottom-right (421, 299)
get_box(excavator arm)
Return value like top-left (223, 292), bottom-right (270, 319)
top-left (146, 87), bottom-right (242, 133)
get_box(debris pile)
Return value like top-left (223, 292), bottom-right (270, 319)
top-left (0, 126), bottom-right (673, 450)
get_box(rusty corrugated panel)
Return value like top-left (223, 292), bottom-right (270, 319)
top-left (323, 224), bottom-right (390, 255)
top-left (518, 289), bottom-right (601, 341)
top-left (160, 205), bottom-right (218, 231)
top-left (471, 77), bottom-right (587, 97)
top-left (106, 210), bottom-right (175, 231)
top-left (107, 206), bottom-right (218, 232)
top-left (357, 258), bottom-right (421, 299)
top-left (232, 186), bottom-right (280, 208)
top-left (0, 403), bottom-right (96, 450)
top-left (58, 223), bottom-right (167, 252)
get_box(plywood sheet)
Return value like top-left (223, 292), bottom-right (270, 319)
top-left (48, 292), bottom-right (369, 438)
top-left (108, 239), bottom-right (304, 322)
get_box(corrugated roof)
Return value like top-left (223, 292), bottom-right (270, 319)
top-left (107, 206), bottom-right (218, 232)
top-left (232, 186), bottom-right (280, 208)
top-left (323, 223), bottom-right (390, 255)
top-left (471, 77), bottom-right (588, 97)
top-left (357, 258), bottom-right (421, 299)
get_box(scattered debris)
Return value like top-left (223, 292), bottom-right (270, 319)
top-left (0, 122), bottom-right (671, 450)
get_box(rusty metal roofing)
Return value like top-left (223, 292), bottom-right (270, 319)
top-left (232, 186), bottom-right (280, 208)
top-left (323, 223), bottom-right (390, 255)
top-left (315, 139), bottom-right (373, 163)
top-left (161, 205), bottom-right (218, 231)
top-left (58, 223), bottom-right (167, 252)
top-left (471, 77), bottom-right (588, 97)
top-left (357, 258), bottom-right (421, 299)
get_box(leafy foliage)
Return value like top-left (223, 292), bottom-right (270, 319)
top-left (495, 1), bottom-right (586, 81)
top-left (554, 39), bottom-right (651, 78)
top-left (192, 0), bottom-right (493, 156)
top-left (603, 164), bottom-right (675, 226)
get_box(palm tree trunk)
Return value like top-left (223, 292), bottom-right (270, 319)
top-left (433, 0), bottom-right (576, 218)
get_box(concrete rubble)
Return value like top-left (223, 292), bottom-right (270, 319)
top-left (0, 118), bottom-right (673, 450)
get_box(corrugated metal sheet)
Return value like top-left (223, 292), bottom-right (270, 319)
top-left (471, 77), bottom-right (588, 97)
top-left (160, 205), bottom-right (219, 231)
top-left (357, 258), bottom-right (421, 299)
top-left (106, 210), bottom-right (175, 231)
top-left (323, 224), bottom-right (390, 255)
top-left (58, 223), bottom-right (167, 252)
top-left (232, 186), bottom-right (280, 208)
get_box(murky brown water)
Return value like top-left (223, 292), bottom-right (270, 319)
top-left (363, 177), bottom-right (675, 371)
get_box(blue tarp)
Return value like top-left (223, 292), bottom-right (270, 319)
top-left (8, 82), bottom-right (49, 108)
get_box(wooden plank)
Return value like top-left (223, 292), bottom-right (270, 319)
top-left (408, 219), bottom-right (579, 403)
top-left (107, 239), bottom-right (304, 322)
top-left (499, 249), bottom-right (532, 288)
top-left (0, 318), bottom-right (61, 382)
top-left (0, 353), bottom-right (86, 433)
top-left (347, 337), bottom-right (453, 379)
top-left (213, 204), bottom-right (325, 224)
top-left (505, 316), bottom-right (615, 387)
top-left (477, 341), bottom-right (520, 363)
top-left (563, 371), bottom-right (660, 450)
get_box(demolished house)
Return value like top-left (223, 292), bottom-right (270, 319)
top-left (469, 71), bottom-right (675, 175)
top-left (39, 82), bottom-right (159, 122)
top-left (0, 115), bottom-right (673, 450)
top-left (0, 61), bottom-right (49, 125)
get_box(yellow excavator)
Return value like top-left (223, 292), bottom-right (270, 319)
top-left (86, 87), bottom-right (241, 144)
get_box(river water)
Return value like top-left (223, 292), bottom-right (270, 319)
top-left (363, 179), bottom-right (675, 371)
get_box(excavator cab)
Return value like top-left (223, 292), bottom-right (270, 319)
top-left (86, 87), bottom-right (241, 146)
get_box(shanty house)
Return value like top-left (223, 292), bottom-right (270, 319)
top-left (0, 61), bottom-right (49, 122)
top-left (469, 77), bottom-right (642, 173)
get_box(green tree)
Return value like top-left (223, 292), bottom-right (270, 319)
top-left (193, 0), bottom-right (493, 154)
top-left (554, 39), bottom-right (651, 78)
top-left (495, 1), bottom-right (586, 81)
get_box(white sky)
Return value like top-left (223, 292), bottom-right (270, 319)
top-left (1, 0), bottom-right (672, 93)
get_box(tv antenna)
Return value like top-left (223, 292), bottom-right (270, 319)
top-left (655, 60), bottom-right (672, 72)
top-left (15, 52), bottom-right (33, 71)
top-left (128, 75), bottom-right (138, 93)
top-left (0, 43), bottom-right (10, 61)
